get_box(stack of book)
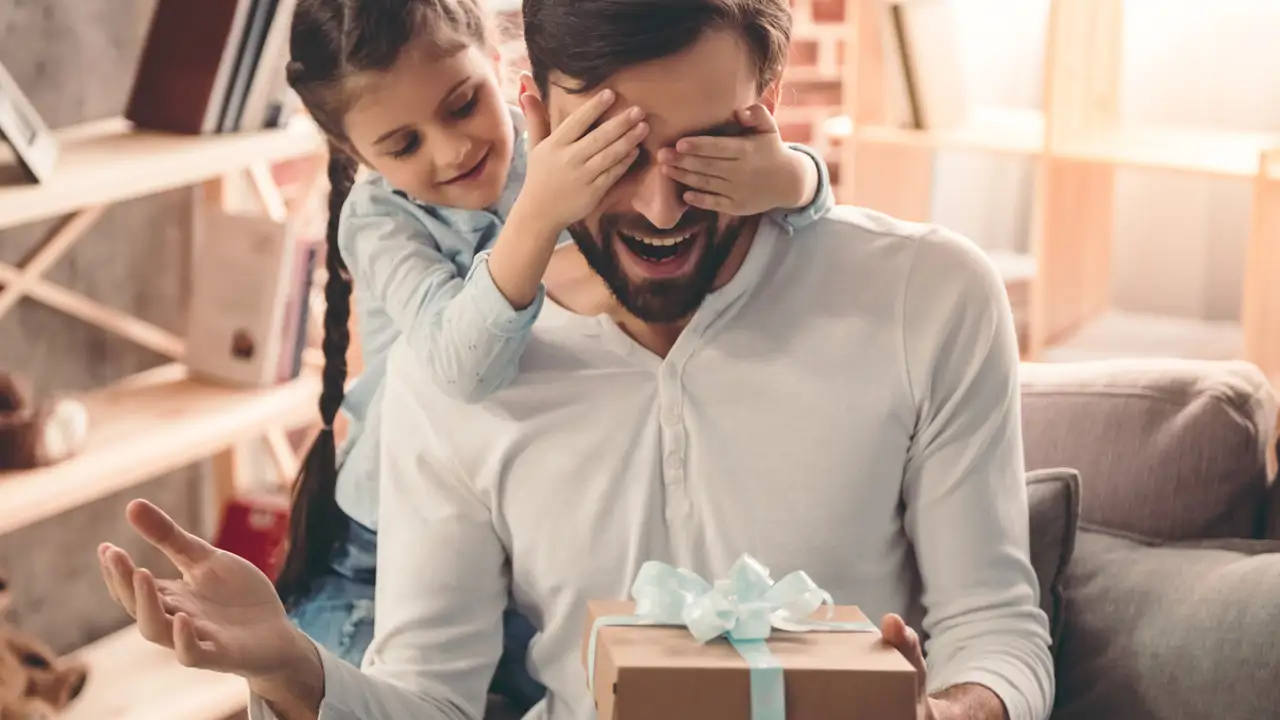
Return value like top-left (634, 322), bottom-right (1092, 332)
top-left (186, 206), bottom-right (321, 389)
top-left (126, 0), bottom-right (300, 135)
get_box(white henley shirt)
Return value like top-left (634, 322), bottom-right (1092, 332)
top-left (249, 205), bottom-right (1055, 720)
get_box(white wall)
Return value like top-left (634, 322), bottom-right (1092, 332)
top-left (932, 0), bottom-right (1280, 322)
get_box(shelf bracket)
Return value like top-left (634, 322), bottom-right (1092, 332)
top-left (0, 206), bottom-right (105, 319)
top-left (248, 161), bottom-right (289, 223)
top-left (264, 426), bottom-right (301, 485)
top-left (0, 205), bottom-right (186, 358)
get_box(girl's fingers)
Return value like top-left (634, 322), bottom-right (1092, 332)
top-left (674, 136), bottom-right (744, 159)
top-left (574, 107), bottom-right (646, 162)
top-left (684, 190), bottom-right (732, 212)
top-left (134, 568), bottom-right (176, 649)
top-left (591, 148), bottom-right (641, 192)
top-left (662, 165), bottom-right (730, 196)
top-left (586, 122), bottom-right (649, 178)
top-left (550, 89), bottom-right (617, 145)
top-left (661, 151), bottom-right (731, 180)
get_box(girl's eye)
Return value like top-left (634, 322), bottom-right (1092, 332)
top-left (391, 132), bottom-right (421, 159)
top-left (451, 93), bottom-right (479, 119)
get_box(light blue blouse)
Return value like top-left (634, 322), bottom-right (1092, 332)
top-left (333, 106), bottom-right (835, 529)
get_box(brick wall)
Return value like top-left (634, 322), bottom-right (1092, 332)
top-left (492, 1), bottom-right (849, 187)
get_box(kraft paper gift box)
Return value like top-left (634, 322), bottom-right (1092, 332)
top-left (581, 555), bottom-right (918, 720)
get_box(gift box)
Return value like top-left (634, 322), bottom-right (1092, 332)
top-left (581, 556), bottom-right (918, 720)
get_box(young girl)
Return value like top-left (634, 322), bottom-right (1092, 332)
top-left (273, 0), bottom-right (836, 712)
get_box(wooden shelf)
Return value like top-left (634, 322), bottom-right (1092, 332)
top-left (853, 107), bottom-right (1046, 156)
top-left (988, 249), bottom-right (1036, 285)
top-left (0, 363), bottom-right (320, 537)
top-left (1056, 124), bottom-right (1280, 179)
top-left (63, 625), bottom-right (247, 720)
top-left (0, 116), bottom-right (324, 231)
top-left (1042, 310), bottom-right (1244, 363)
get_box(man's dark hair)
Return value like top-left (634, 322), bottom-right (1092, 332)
top-left (522, 0), bottom-right (792, 99)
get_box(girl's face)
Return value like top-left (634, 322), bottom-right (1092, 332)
top-left (343, 42), bottom-right (515, 210)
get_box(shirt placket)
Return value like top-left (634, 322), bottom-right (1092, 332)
top-left (657, 314), bottom-right (709, 538)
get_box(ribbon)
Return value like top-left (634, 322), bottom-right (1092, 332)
top-left (586, 554), bottom-right (878, 720)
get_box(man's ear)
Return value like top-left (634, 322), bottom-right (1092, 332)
top-left (759, 79), bottom-right (783, 116)
top-left (517, 72), bottom-right (552, 145)
top-left (518, 72), bottom-right (540, 102)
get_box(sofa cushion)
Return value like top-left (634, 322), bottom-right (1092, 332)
top-left (1268, 436), bottom-right (1280, 540)
top-left (1052, 524), bottom-right (1280, 720)
top-left (1020, 358), bottom-right (1277, 540)
top-left (1025, 468), bottom-right (1080, 648)
top-left (1269, 485), bottom-right (1280, 541)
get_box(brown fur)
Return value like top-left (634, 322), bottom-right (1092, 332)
top-left (0, 623), bottom-right (87, 719)
top-left (0, 372), bottom-right (85, 470)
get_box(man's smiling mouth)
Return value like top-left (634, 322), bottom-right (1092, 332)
top-left (619, 231), bottom-right (693, 262)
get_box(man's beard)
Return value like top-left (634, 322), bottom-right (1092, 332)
top-left (567, 210), bottom-right (750, 324)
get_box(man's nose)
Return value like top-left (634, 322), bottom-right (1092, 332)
top-left (630, 164), bottom-right (688, 230)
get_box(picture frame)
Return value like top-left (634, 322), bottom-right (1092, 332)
top-left (0, 61), bottom-right (58, 184)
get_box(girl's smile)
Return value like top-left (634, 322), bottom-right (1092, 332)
top-left (439, 145), bottom-right (493, 187)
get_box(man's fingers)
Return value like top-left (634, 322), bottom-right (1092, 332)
top-left (662, 165), bottom-right (730, 196)
top-left (673, 136), bottom-right (743, 159)
top-left (584, 121), bottom-right (648, 178)
top-left (880, 613), bottom-right (927, 696)
top-left (104, 546), bottom-right (140, 617)
top-left (126, 499), bottom-right (213, 572)
top-left (173, 612), bottom-right (221, 670)
top-left (737, 102), bottom-right (779, 133)
top-left (573, 106), bottom-right (646, 163)
top-left (550, 88), bottom-right (617, 144)
top-left (98, 544), bottom-right (120, 605)
top-left (134, 568), bottom-right (176, 649)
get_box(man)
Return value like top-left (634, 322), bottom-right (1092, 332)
top-left (98, 1), bottom-right (1054, 718)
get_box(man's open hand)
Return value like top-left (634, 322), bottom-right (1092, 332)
top-left (98, 499), bottom-right (307, 681)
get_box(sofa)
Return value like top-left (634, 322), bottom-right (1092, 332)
top-left (1021, 358), bottom-right (1280, 720)
top-left (488, 357), bottom-right (1280, 720)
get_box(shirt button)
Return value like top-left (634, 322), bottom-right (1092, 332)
top-left (662, 408), bottom-right (680, 425)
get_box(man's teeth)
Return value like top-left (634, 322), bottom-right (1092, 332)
top-left (627, 233), bottom-right (691, 247)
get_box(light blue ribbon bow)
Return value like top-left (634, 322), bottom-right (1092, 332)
top-left (586, 554), bottom-right (878, 720)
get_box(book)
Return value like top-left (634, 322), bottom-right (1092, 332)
top-left (240, 0), bottom-right (300, 131)
top-left (889, 0), bottom-right (970, 130)
top-left (126, 0), bottom-right (256, 134)
top-left (219, 0), bottom-right (281, 132)
top-left (186, 208), bottom-right (299, 387)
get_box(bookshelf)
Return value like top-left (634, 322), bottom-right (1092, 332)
top-left (801, 0), bottom-right (1280, 388)
top-left (0, 115), bottom-right (326, 720)
top-left (0, 362), bottom-right (321, 537)
top-left (63, 624), bottom-right (248, 720)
